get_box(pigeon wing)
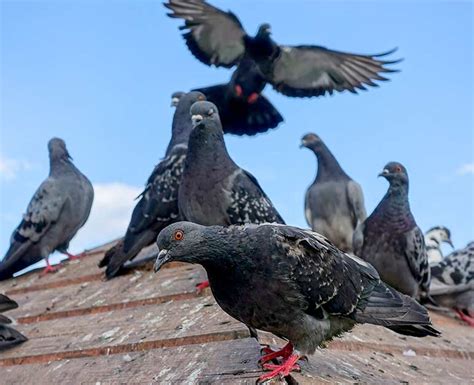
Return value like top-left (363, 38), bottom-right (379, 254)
top-left (165, 0), bottom-right (246, 68)
top-left (346, 180), bottom-right (367, 228)
top-left (403, 227), bottom-right (431, 294)
top-left (267, 45), bottom-right (399, 97)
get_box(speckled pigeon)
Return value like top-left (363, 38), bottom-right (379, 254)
top-left (0, 294), bottom-right (27, 350)
top-left (301, 133), bottom-right (366, 252)
top-left (165, 0), bottom-right (399, 107)
top-left (179, 100), bottom-right (284, 227)
top-left (0, 138), bottom-right (94, 280)
top-left (353, 162), bottom-right (430, 299)
top-left (430, 241), bottom-right (474, 326)
top-left (99, 91), bottom-right (206, 279)
top-left (154, 221), bottom-right (440, 382)
top-left (424, 226), bottom-right (454, 264)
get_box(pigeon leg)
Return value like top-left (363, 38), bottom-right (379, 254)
top-left (63, 251), bottom-right (86, 260)
top-left (258, 353), bottom-right (301, 383)
top-left (195, 280), bottom-right (210, 294)
top-left (259, 342), bottom-right (294, 364)
top-left (40, 258), bottom-right (58, 276)
top-left (247, 92), bottom-right (259, 104)
top-left (455, 309), bottom-right (474, 327)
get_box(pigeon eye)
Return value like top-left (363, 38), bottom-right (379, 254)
top-left (173, 230), bottom-right (184, 241)
top-left (395, 166), bottom-right (402, 173)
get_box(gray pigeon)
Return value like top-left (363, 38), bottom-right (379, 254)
top-left (301, 133), bottom-right (366, 252)
top-left (0, 294), bottom-right (27, 350)
top-left (424, 226), bottom-right (453, 264)
top-left (179, 100), bottom-right (284, 226)
top-left (430, 241), bottom-right (474, 326)
top-left (154, 221), bottom-right (439, 382)
top-left (0, 138), bottom-right (94, 280)
top-left (353, 162), bottom-right (430, 299)
top-left (99, 91), bottom-right (206, 279)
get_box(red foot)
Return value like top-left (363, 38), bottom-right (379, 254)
top-left (455, 309), bottom-right (474, 327)
top-left (234, 84), bottom-right (243, 97)
top-left (259, 342), bottom-right (294, 364)
top-left (196, 280), bottom-right (210, 294)
top-left (40, 264), bottom-right (58, 276)
top-left (247, 92), bottom-right (259, 104)
top-left (64, 251), bottom-right (86, 260)
top-left (258, 354), bottom-right (301, 383)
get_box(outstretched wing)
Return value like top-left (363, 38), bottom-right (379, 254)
top-left (266, 45), bottom-right (400, 97)
top-left (165, 0), bottom-right (246, 68)
top-left (403, 227), bottom-right (431, 294)
top-left (3, 178), bottom-right (66, 263)
top-left (226, 169), bottom-right (285, 225)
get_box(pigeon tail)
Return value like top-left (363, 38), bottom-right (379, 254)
top-left (354, 280), bottom-right (440, 337)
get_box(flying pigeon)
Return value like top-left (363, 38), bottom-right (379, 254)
top-left (165, 0), bottom-right (399, 135)
top-left (424, 226), bottom-right (454, 264)
top-left (0, 138), bottom-right (94, 280)
top-left (154, 222), bottom-right (440, 382)
top-left (353, 162), bottom-right (430, 299)
top-left (430, 241), bottom-right (474, 326)
top-left (301, 133), bottom-right (366, 252)
top-left (0, 294), bottom-right (28, 350)
top-left (99, 91), bottom-right (206, 279)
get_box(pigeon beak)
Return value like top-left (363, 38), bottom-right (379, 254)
top-left (447, 239), bottom-right (454, 249)
top-left (191, 114), bottom-right (203, 127)
top-left (154, 249), bottom-right (171, 272)
top-left (378, 169), bottom-right (389, 178)
top-left (171, 97), bottom-right (180, 107)
top-left (299, 140), bottom-right (307, 149)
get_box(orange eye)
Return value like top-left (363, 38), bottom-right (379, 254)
top-left (173, 230), bottom-right (184, 241)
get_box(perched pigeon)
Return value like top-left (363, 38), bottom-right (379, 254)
top-left (301, 133), bottom-right (366, 252)
top-left (155, 222), bottom-right (439, 382)
top-left (424, 226), bottom-right (454, 264)
top-left (0, 138), bottom-right (94, 280)
top-left (165, 0), bottom-right (399, 103)
top-left (353, 162), bottom-right (430, 299)
top-left (430, 241), bottom-right (474, 326)
top-left (179, 100), bottom-right (284, 226)
top-left (0, 294), bottom-right (28, 350)
top-left (99, 92), bottom-right (206, 279)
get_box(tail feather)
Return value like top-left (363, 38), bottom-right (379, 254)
top-left (355, 282), bottom-right (440, 337)
top-left (0, 294), bottom-right (19, 313)
top-left (0, 242), bottom-right (42, 281)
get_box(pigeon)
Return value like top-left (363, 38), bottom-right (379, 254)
top-left (353, 162), bottom-right (430, 299)
top-left (165, 0), bottom-right (399, 106)
top-left (430, 241), bottom-right (474, 326)
top-left (301, 133), bottom-right (366, 252)
top-left (154, 221), bottom-right (440, 382)
top-left (424, 226), bottom-right (454, 264)
top-left (0, 294), bottom-right (28, 350)
top-left (0, 138), bottom-right (94, 280)
top-left (99, 91), bottom-right (206, 279)
top-left (179, 100), bottom-right (284, 227)
top-left (194, 56), bottom-right (284, 135)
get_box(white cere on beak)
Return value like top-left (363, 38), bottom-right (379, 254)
top-left (192, 114), bottom-right (203, 126)
top-left (171, 97), bottom-right (180, 107)
top-left (383, 169), bottom-right (389, 174)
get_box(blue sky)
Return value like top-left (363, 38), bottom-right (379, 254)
top-left (1, 0), bottom-right (473, 267)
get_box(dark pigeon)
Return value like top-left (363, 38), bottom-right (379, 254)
top-left (301, 133), bottom-right (366, 252)
top-left (353, 162), bottom-right (430, 299)
top-left (424, 226), bottom-right (454, 264)
top-left (165, 0), bottom-right (399, 101)
top-left (154, 222), bottom-right (440, 382)
top-left (430, 241), bottom-right (474, 326)
top-left (0, 294), bottom-right (27, 351)
top-left (0, 138), bottom-right (94, 280)
top-left (179, 100), bottom-right (284, 226)
top-left (99, 91), bottom-right (206, 279)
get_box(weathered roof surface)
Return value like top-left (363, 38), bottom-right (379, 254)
top-left (0, 243), bottom-right (472, 384)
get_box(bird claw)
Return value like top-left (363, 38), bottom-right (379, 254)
top-left (195, 280), bottom-right (210, 294)
top-left (258, 342), bottom-right (293, 365)
top-left (257, 354), bottom-right (301, 383)
top-left (64, 251), bottom-right (86, 260)
top-left (40, 264), bottom-right (59, 276)
top-left (455, 309), bottom-right (474, 327)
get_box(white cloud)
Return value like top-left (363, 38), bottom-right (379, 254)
top-left (69, 182), bottom-right (142, 253)
top-left (0, 155), bottom-right (32, 180)
top-left (457, 163), bottom-right (474, 176)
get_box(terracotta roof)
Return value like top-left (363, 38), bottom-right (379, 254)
top-left (0, 243), bottom-right (472, 384)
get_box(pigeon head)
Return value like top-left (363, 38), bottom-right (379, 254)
top-left (171, 91), bottom-right (185, 107)
top-left (48, 138), bottom-right (72, 161)
top-left (190, 101), bottom-right (221, 128)
top-left (256, 23), bottom-right (272, 37)
top-left (426, 226), bottom-right (454, 249)
top-left (300, 133), bottom-right (322, 151)
top-left (378, 162), bottom-right (408, 187)
top-left (154, 221), bottom-right (210, 272)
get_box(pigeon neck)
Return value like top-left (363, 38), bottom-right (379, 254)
top-left (186, 121), bottom-right (237, 175)
top-left (166, 107), bottom-right (194, 155)
top-left (312, 143), bottom-right (348, 181)
top-left (49, 157), bottom-right (76, 176)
